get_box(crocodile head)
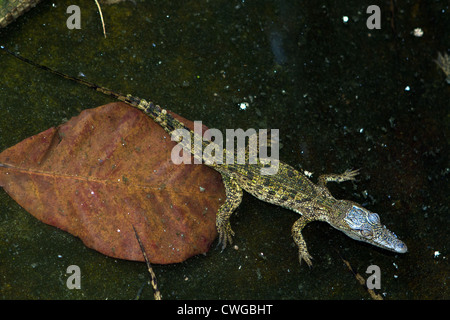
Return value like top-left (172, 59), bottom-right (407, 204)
top-left (335, 202), bottom-right (407, 253)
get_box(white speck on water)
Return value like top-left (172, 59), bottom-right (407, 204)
top-left (413, 27), bottom-right (424, 37)
top-left (239, 102), bottom-right (249, 110)
top-left (304, 170), bottom-right (313, 177)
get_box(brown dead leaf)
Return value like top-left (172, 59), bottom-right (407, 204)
top-left (0, 102), bottom-right (225, 264)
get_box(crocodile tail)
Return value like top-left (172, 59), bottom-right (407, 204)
top-left (1, 45), bottom-right (206, 163)
top-left (134, 98), bottom-right (209, 164)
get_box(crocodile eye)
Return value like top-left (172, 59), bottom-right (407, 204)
top-left (361, 228), bottom-right (373, 239)
top-left (368, 213), bottom-right (380, 224)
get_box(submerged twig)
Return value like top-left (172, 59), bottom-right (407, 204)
top-left (132, 225), bottom-right (162, 300)
top-left (337, 251), bottom-right (383, 300)
top-left (389, 0), bottom-right (396, 35)
top-left (94, 0), bottom-right (107, 38)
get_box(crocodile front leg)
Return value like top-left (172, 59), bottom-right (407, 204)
top-left (292, 214), bottom-right (316, 267)
top-left (216, 174), bottom-right (243, 249)
top-left (317, 169), bottom-right (359, 187)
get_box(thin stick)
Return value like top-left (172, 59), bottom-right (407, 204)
top-left (94, 0), bottom-right (107, 38)
top-left (339, 255), bottom-right (383, 300)
top-left (132, 225), bottom-right (162, 300)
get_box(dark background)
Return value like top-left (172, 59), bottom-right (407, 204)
top-left (0, 0), bottom-right (448, 299)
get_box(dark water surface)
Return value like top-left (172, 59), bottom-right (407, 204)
top-left (0, 0), bottom-right (448, 299)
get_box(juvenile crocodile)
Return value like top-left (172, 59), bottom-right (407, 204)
top-left (0, 46), bottom-right (407, 266)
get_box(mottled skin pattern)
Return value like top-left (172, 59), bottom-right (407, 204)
top-left (1, 47), bottom-right (408, 266)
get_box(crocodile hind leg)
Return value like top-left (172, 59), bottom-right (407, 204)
top-left (216, 174), bottom-right (243, 249)
top-left (317, 169), bottom-right (359, 187)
